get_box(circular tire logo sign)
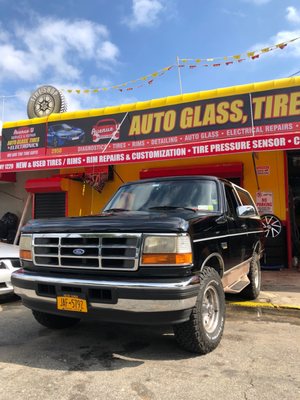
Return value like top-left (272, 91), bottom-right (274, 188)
top-left (27, 85), bottom-right (67, 119)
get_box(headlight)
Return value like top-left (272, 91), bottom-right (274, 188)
top-left (142, 235), bottom-right (192, 265)
top-left (19, 234), bottom-right (33, 261)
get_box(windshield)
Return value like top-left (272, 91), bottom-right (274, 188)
top-left (103, 179), bottom-right (219, 212)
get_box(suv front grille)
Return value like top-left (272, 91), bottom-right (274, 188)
top-left (32, 233), bottom-right (142, 271)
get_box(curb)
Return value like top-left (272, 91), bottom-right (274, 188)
top-left (227, 300), bottom-right (300, 311)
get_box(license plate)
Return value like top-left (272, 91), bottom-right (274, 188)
top-left (72, 136), bottom-right (79, 140)
top-left (57, 295), bottom-right (88, 313)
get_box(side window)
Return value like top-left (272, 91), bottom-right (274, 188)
top-left (235, 188), bottom-right (257, 209)
top-left (224, 185), bottom-right (239, 217)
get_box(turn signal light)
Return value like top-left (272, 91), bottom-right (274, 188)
top-left (20, 250), bottom-right (32, 261)
top-left (142, 253), bottom-right (192, 265)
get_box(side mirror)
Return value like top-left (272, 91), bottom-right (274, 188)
top-left (237, 205), bottom-right (257, 218)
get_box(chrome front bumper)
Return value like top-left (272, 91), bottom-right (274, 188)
top-left (12, 269), bottom-right (199, 313)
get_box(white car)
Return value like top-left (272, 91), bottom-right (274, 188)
top-left (0, 242), bottom-right (20, 296)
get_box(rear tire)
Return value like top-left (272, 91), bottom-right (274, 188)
top-left (32, 310), bottom-right (80, 329)
top-left (240, 252), bottom-right (261, 300)
top-left (173, 267), bottom-right (225, 354)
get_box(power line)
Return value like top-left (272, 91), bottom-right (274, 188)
top-left (289, 70), bottom-right (300, 77)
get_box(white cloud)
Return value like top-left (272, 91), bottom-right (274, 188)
top-left (96, 41), bottom-right (120, 61)
top-left (249, 30), bottom-right (300, 60)
top-left (1, 90), bottom-right (31, 123)
top-left (124, 0), bottom-right (165, 28)
top-left (1, 81), bottom-right (139, 122)
top-left (286, 6), bottom-right (300, 24)
top-left (0, 17), bottom-right (120, 83)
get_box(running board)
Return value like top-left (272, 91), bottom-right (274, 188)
top-left (224, 277), bottom-right (250, 293)
top-left (222, 260), bottom-right (251, 294)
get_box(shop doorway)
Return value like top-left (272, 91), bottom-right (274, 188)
top-left (287, 151), bottom-right (300, 267)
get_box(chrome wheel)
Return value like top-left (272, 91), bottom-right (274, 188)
top-left (202, 284), bottom-right (220, 333)
top-left (261, 214), bottom-right (282, 238)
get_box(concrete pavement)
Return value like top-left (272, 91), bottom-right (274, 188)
top-left (228, 269), bottom-right (300, 311)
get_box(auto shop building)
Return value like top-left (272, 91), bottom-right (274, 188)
top-left (1, 76), bottom-right (300, 269)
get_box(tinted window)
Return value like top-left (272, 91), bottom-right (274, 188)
top-left (104, 180), bottom-right (219, 212)
top-left (236, 187), bottom-right (256, 208)
top-left (225, 185), bottom-right (239, 216)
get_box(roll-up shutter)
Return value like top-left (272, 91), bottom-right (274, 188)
top-left (34, 192), bottom-right (66, 219)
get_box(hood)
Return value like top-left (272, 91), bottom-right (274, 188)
top-left (21, 210), bottom-right (210, 234)
top-left (0, 242), bottom-right (19, 258)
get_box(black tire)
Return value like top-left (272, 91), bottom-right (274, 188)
top-left (240, 252), bottom-right (261, 300)
top-left (27, 85), bottom-right (67, 119)
top-left (173, 267), bottom-right (225, 354)
top-left (32, 310), bottom-right (80, 329)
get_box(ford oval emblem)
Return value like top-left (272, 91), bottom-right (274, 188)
top-left (73, 248), bottom-right (85, 256)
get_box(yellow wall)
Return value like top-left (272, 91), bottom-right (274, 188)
top-left (61, 151), bottom-right (286, 221)
top-left (60, 177), bottom-right (102, 216)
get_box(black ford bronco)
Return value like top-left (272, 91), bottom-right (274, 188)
top-left (12, 176), bottom-right (264, 354)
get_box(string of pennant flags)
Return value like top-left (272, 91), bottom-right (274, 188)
top-left (60, 65), bottom-right (174, 94)
top-left (59, 36), bottom-right (300, 94)
top-left (178, 36), bottom-right (300, 68)
top-left (0, 36), bottom-right (299, 101)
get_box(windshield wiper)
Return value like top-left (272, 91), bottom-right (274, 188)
top-left (148, 206), bottom-right (197, 212)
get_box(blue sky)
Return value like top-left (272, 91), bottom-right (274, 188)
top-left (1, 0), bottom-right (300, 122)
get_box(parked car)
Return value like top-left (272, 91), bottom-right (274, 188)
top-left (91, 119), bottom-right (120, 143)
top-left (0, 242), bottom-right (20, 297)
top-left (13, 176), bottom-right (264, 354)
top-left (47, 124), bottom-right (85, 147)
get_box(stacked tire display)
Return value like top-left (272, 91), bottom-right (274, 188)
top-left (0, 212), bottom-right (18, 244)
top-left (261, 214), bottom-right (286, 269)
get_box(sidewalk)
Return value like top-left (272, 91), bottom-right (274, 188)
top-left (228, 269), bottom-right (300, 311)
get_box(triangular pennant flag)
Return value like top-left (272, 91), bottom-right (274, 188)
top-left (277, 43), bottom-right (287, 50)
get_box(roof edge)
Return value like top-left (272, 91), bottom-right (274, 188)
top-left (3, 76), bottom-right (300, 128)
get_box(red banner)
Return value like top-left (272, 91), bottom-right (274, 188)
top-left (2, 84), bottom-right (300, 172)
top-left (1, 131), bottom-right (300, 172)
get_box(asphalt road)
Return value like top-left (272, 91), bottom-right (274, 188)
top-left (0, 298), bottom-right (299, 400)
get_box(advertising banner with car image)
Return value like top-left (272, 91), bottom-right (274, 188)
top-left (2, 83), bottom-right (300, 171)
